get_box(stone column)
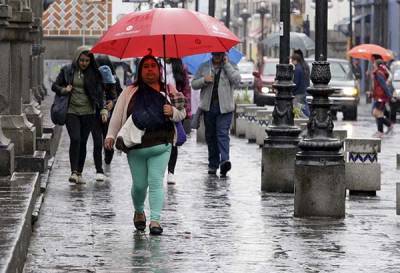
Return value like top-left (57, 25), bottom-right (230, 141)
top-left (23, 0), bottom-right (43, 137)
top-left (0, 3), bottom-right (15, 176)
top-left (0, 1), bottom-right (36, 156)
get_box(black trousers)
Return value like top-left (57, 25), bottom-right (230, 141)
top-left (168, 146), bottom-right (178, 174)
top-left (65, 113), bottom-right (95, 174)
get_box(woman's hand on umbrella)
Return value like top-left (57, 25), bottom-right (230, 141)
top-left (163, 104), bottom-right (173, 117)
top-left (104, 138), bottom-right (114, 150)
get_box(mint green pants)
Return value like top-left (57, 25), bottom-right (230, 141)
top-left (127, 144), bottom-right (171, 222)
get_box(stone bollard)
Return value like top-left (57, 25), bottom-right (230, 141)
top-left (235, 104), bottom-right (256, 138)
top-left (344, 138), bottom-right (381, 195)
top-left (397, 154), bottom-right (400, 170)
top-left (397, 183), bottom-right (400, 215)
top-left (255, 110), bottom-right (273, 147)
top-left (245, 106), bottom-right (265, 143)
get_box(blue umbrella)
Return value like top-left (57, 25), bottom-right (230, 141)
top-left (182, 47), bottom-right (243, 75)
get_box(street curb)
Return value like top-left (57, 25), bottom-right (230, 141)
top-left (0, 130), bottom-right (62, 273)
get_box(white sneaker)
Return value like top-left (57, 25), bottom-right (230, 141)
top-left (96, 172), bottom-right (106, 181)
top-left (76, 174), bottom-right (86, 184)
top-left (167, 172), bottom-right (176, 185)
top-left (68, 172), bottom-right (79, 183)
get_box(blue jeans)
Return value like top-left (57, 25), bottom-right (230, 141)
top-left (203, 103), bottom-right (233, 170)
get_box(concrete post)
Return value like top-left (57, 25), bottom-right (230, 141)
top-left (294, 0), bottom-right (345, 218)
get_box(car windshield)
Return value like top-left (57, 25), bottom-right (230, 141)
top-left (330, 62), bottom-right (353, 80)
top-left (262, 62), bottom-right (277, 77)
top-left (238, 63), bottom-right (254, 74)
top-left (306, 60), bottom-right (353, 81)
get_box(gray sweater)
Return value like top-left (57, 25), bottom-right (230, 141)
top-left (191, 61), bottom-right (241, 114)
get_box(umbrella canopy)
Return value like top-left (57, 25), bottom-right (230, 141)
top-left (182, 47), bottom-right (243, 75)
top-left (91, 8), bottom-right (240, 59)
top-left (262, 32), bottom-right (315, 52)
top-left (347, 44), bottom-right (394, 61)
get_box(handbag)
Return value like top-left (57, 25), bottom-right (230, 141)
top-left (116, 118), bottom-right (145, 153)
top-left (50, 94), bottom-right (69, 126)
top-left (175, 121), bottom-right (187, 146)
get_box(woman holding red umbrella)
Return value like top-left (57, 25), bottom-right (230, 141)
top-left (104, 55), bottom-right (186, 235)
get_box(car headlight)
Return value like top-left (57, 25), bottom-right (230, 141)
top-left (341, 87), bottom-right (358, 97)
top-left (261, 86), bottom-right (270, 93)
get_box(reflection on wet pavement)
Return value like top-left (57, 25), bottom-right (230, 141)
top-left (23, 99), bottom-right (400, 272)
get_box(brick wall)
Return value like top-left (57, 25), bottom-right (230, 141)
top-left (42, 0), bottom-right (112, 37)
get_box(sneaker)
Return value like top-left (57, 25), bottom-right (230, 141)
top-left (76, 174), bottom-right (86, 184)
top-left (68, 172), bottom-right (79, 183)
top-left (208, 168), bottom-right (217, 175)
top-left (220, 161), bottom-right (231, 178)
top-left (96, 172), bottom-right (105, 182)
top-left (372, 131), bottom-right (384, 138)
top-left (167, 172), bottom-right (176, 185)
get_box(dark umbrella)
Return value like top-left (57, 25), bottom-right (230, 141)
top-left (262, 32), bottom-right (315, 52)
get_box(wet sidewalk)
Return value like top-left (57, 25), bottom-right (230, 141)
top-left (23, 100), bottom-right (400, 273)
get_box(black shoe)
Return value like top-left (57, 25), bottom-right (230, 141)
top-left (133, 212), bottom-right (146, 231)
top-left (220, 161), bottom-right (231, 177)
top-left (208, 168), bottom-right (217, 175)
top-left (149, 223), bottom-right (163, 235)
top-left (104, 149), bottom-right (114, 164)
top-left (116, 136), bottom-right (129, 153)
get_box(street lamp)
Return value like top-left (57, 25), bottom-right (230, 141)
top-left (239, 8), bottom-right (251, 58)
top-left (256, 1), bottom-right (269, 60)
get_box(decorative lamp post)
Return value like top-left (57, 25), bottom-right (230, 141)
top-left (294, 0), bottom-right (345, 218)
top-left (239, 8), bottom-right (251, 57)
top-left (261, 0), bottom-right (301, 193)
top-left (256, 1), bottom-right (269, 59)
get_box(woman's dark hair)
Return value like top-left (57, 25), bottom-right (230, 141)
top-left (291, 53), bottom-right (302, 63)
top-left (170, 58), bottom-right (186, 91)
top-left (78, 51), bottom-right (103, 84)
top-left (95, 54), bottom-right (116, 75)
top-left (134, 55), bottom-right (164, 89)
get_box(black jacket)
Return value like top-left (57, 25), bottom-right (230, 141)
top-left (51, 47), bottom-right (105, 111)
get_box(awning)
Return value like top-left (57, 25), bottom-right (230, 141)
top-left (334, 13), bottom-right (371, 36)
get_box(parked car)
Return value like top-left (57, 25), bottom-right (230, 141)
top-left (253, 57), bottom-right (360, 120)
top-left (237, 60), bottom-right (255, 89)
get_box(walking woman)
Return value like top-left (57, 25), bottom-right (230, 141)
top-left (104, 55), bottom-right (186, 235)
top-left (163, 58), bottom-right (191, 184)
top-left (52, 46), bottom-right (107, 183)
top-left (371, 59), bottom-right (393, 137)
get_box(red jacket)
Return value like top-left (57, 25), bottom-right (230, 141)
top-left (373, 66), bottom-right (390, 103)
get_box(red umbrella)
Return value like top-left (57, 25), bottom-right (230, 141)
top-left (347, 44), bottom-right (394, 62)
top-left (91, 8), bottom-right (240, 59)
